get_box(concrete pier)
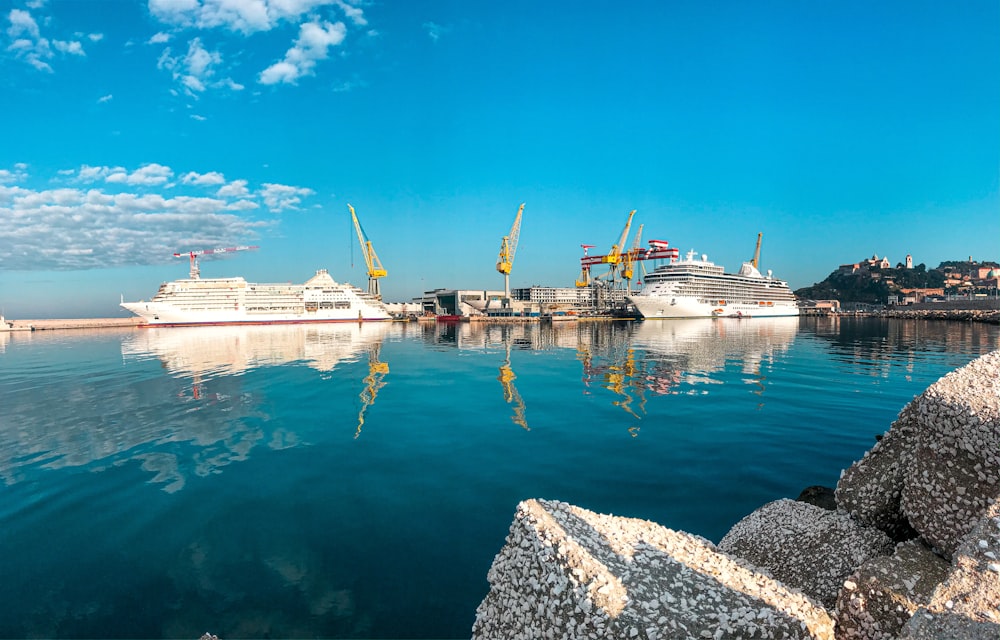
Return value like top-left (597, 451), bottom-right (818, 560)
top-left (8, 317), bottom-right (144, 331)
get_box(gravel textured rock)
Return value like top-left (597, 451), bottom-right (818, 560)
top-left (900, 610), bottom-right (1000, 639)
top-left (900, 350), bottom-right (1000, 558)
top-left (837, 350), bottom-right (1000, 557)
top-left (919, 495), bottom-right (1000, 624)
top-left (718, 499), bottom-right (894, 610)
top-left (835, 403), bottom-right (920, 541)
top-left (472, 499), bottom-right (834, 640)
top-left (833, 539), bottom-right (950, 640)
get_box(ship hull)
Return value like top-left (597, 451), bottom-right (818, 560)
top-left (120, 302), bottom-right (391, 326)
top-left (627, 295), bottom-right (799, 319)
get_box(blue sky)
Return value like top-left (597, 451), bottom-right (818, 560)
top-left (1, 0), bottom-right (998, 318)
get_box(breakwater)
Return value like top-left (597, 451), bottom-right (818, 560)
top-left (474, 349), bottom-right (1000, 639)
top-left (8, 317), bottom-right (144, 331)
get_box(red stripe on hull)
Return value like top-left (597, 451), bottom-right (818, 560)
top-left (139, 318), bottom-right (391, 328)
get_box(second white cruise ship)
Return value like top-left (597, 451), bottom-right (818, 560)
top-left (626, 243), bottom-right (799, 319)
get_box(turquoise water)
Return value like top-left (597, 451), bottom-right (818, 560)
top-left (0, 317), bottom-right (997, 638)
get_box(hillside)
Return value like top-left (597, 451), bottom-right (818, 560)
top-left (794, 262), bottom-right (951, 304)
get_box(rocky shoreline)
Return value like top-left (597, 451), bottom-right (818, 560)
top-left (473, 350), bottom-right (1000, 639)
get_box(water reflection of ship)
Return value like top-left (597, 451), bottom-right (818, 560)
top-left (576, 318), bottom-right (798, 419)
top-left (123, 322), bottom-right (393, 439)
top-left (631, 317), bottom-right (798, 377)
top-left (122, 322), bottom-right (392, 378)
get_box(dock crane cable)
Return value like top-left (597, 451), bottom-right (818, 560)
top-left (348, 204), bottom-right (387, 299)
top-left (173, 245), bottom-right (258, 279)
top-left (496, 203), bottom-right (525, 307)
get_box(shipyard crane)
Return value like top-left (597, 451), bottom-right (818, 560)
top-left (751, 232), bottom-right (763, 269)
top-left (348, 204), bottom-right (387, 299)
top-left (496, 203), bottom-right (525, 306)
top-left (621, 223), bottom-right (645, 292)
top-left (602, 209), bottom-right (636, 271)
top-left (173, 245), bottom-right (258, 279)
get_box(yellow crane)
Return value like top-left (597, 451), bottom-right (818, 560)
top-left (621, 223), bottom-right (644, 292)
top-left (348, 204), bottom-right (387, 299)
top-left (602, 209), bottom-right (636, 270)
top-left (751, 232), bottom-right (763, 269)
top-left (496, 203), bottom-right (525, 304)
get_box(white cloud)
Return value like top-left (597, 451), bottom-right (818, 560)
top-left (53, 39), bottom-right (84, 55)
top-left (98, 94), bottom-right (113, 103)
top-left (217, 179), bottom-right (249, 197)
top-left (88, 32), bottom-right (104, 42)
top-left (334, 0), bottom-right (366, 26)
top-left (258, 19), bottom-right (345, 85)
top-left (7, 9), bottom-right (40, 39)
top-left (149, 0), bottom-right (347, 34)
top-left (6, 8), bottom-right (91, 71)
top-left (260, 183), bottom-right (314, 210)
top-left (157, 37), bottom-right (243, 96)
top-left (423, 22), bottom-right (449, 42)
top-left (149, 31), bottom-right (172, 44)
top-left (181, 170), bottom-right (226, 185)
top-left (0, 164), bottom-right (315, 271)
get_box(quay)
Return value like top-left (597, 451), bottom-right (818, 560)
top-left (7, 317), bottom-right (145, 331)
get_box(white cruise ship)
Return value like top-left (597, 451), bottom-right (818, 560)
top-left (626, 249), bottom-right (799, 319)
top-left (121, 269), bottom-right (392, 326)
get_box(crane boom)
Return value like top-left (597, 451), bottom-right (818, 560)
top-left (751, 232), bottom-right (763, 269)
top-left (173, 245), bottom-right (258, 279)
top-left (496, 203), bottom-right (525, 302)
top-left (348, 204), bottom-right (387, 299)
top-left (621, 223), bottom-right (644, 289)
top-left (601, 209), bottom-right (636, 266)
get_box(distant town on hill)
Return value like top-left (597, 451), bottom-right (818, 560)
top-left (794, 255), bottom-right (1000, 305)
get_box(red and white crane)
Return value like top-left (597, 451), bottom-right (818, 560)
top-left (173, 245), bottom-right (258, 279)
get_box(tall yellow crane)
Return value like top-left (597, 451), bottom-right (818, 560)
top-left (496, 203), bottom-right (525, 304)
top-left (751, 232), bottom-right (763, 269)
top-left (621, 223), bottom-right (644, 292)
top-left (348, 204), bottom-right (387, 299)
top-left (602, 209), bottom-right (636, 272)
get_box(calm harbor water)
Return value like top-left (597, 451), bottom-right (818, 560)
top-left (1, 317), bottom-right (998, 638)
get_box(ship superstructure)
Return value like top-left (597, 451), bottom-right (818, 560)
top-left (121, 269), bottom-right (391, 326)
top-left (626, 249), bottom-right (799, 319)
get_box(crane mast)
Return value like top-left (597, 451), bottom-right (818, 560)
top-left (751, 232), bottom-right (763, 269)
top-left (173, 245), bottom-right (258, 279)
top-left (348, 204), bottom-right (387, 299)
top-left (496, 203), bottom-right (525, 305)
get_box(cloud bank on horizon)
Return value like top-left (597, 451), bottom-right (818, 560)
top-left (0, 163), bottom-right (314, 271)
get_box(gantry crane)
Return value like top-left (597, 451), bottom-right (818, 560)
top-left (496, 203), bottom-right (525, 306)
top-left (348, 204), bottom-right (387, 299)
top-left (575, 209), bottom-right (636, 290)
top-left (173, 245), bottom-right (258, 279)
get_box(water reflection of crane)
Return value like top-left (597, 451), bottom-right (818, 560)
top-left (356, 342), bottom-right (389, 438)
top-left (498, 335), bottom-right (528, 431)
